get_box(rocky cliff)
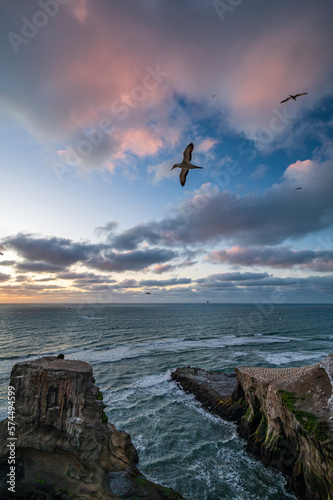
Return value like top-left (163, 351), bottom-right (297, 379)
top-left (0, 357), bottom-right (183, 500)
top-left (171, 354), bottom-right (333, 500)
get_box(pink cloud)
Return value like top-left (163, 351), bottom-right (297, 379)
top-left (196, 138), bottom-right (217, 153)
top-left (3, 1), bottom-right (333, 173)
top-left (120, 129), bottom-right (163, 157)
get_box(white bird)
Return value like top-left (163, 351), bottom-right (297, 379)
top-left (280, 93), bottom-right (308, 104)
top-left (171, 142), bottom-right (203, 186)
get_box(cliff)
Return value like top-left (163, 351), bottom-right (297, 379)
top-left (0, 357), bottom-right (183, 500)
top-left (171, 354), bottom-right (333, 500)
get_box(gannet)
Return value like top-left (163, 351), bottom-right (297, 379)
top-left (280, 93), bottom-right (308, 103)
top-left (171, 142), bottom-right (203, 186)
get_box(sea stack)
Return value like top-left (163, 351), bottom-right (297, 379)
top-left (0, 357), bottom-right (183, 500)
top-left (172, 354), bottom-right (333, 500)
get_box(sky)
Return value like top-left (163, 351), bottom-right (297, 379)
top-left (0, 0), bottom-right (333, 304)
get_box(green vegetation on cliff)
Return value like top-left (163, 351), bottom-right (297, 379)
top-left (278, 390), bottom-right (328, 441)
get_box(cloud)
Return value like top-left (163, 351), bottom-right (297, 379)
top-left (0, 273), bottom-right (11, 283)
top-left (16, 262), bottom-right (65, 273)
top-left (0, 232), bottom-right (179, 276)
top-left (107, 155), bottom-right (333, 249)
top-left (196, 138), bottom-right (217, 153)
top-left (197, 272), bottom-right (269, 288)
top-left (152, 260), bottom-right (196, 274)
top-left (2, 0), bottom-right (333, 177)
top-left (3, 233), bottom-right (98, 266)
top-left (0, 260), bottom-right (16, 266)
top-left (87, 247), bottom-right (177, 272)
top-left (139, 277), bottom-right (192, 287)
top-left (207, 246), bottom-right (333, 271)
top-left (250, 164), bottom-right (268, 180)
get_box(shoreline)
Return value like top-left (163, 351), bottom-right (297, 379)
top-left (171, 354), bottom-right (333, 500)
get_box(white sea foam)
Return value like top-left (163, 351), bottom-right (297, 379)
top-left (66, 335), bottom-right (290, 365)
top-left (259, 351), bottom-right (327, 366)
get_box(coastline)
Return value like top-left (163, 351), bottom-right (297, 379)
top-left (171, 354), bottom-right (333, 500)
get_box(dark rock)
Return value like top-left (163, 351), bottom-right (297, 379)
top-left (171, 355), bottom-right (333, 500)
top-left (0, 357), bottom-right (184, 500)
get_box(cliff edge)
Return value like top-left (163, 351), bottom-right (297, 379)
top-left (0, 357), bottom-right (183, 500)
top-left (171, 354), bottom-right (333, 500)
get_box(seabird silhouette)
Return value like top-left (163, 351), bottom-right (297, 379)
top-left (280, 93), bottom-right (308, 104)
top-left (145, 292), bottom-right (151, 295)
top-left (171, 142), bottom-right (203, 186)
top-left (0, 252), bottom-right (3, 256)
top-left (295, 187), bottom-right (302, 190)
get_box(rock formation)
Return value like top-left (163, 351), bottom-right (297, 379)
top-left (171, 354), bottom-right (333, 500)
top-left (0, 357), bottom-right (183, 500)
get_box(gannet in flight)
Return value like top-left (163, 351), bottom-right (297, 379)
top-left (171, 142), bottom-right (203, 186)
top-left (280, 93), bottom-right (308, 103)
top-left (295, 187), bottom-right (302, 190)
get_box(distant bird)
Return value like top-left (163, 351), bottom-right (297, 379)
top-left (278, 316), bottom-right (282, 321)
top-left (207, 301), bottom-right (209, 304)
top-left (0, 252), bottom-right (3, 256)
top-left (171, 142), bottom-right (204, 187)
top-left (212, 95), bottom-right (216, 97)
top-left (280, 93), bottom-right (308, 104)
top-left (145, 292), bottom-right (151, 295)
top-left (108, 327), bottom-right (116, 331)
top-left (295, 187), bottom-right (302, 190)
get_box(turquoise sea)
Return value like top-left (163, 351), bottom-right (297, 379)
top-left (1, 303), bottom-right (333, 499)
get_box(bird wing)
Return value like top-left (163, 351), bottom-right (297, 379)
top-left (183, 142), bottom-right (194, 163)
top-left (295, 93), bottom-right (308, 98)
top-left (180, 168), bottom-right (189, 186)
top-left (280, 97), bottom-right (292, 103)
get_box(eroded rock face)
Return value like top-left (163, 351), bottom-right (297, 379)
top-left (235, 357), bottom-right (333, 500)
top-left (0, 357), bottom-right (183, 500)
top-left (171, 354), bottom-right (333, 500)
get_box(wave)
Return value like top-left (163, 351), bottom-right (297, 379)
top-left (258, 351), bottom-right (328, 366)
top-left (66, 335), bottom-right (291, 365)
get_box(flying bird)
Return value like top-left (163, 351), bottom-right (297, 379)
top-left (145, 292), bottom-right (151, 295)
top-left (0, 252), bottom-right (3, 256)
top-left (295, 187), bottom-right (302, 190)
top-left (280, 93), bottom-right (308, 104)
top-left (171, 142), bottom-right (203, 186)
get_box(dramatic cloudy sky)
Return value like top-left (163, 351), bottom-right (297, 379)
top-left (1, 0), bottom-right (333, 303)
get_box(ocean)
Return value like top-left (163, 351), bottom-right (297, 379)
top-left (1, 303), bottom-right (332, 499)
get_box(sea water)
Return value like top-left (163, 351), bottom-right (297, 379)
top-left (1, 303), bottom-right (332, 499)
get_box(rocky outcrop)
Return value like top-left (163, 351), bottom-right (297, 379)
top-left (0, 357), bottom-right (183, 500)
top-left (171, 354), bottom-right (333, 500)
